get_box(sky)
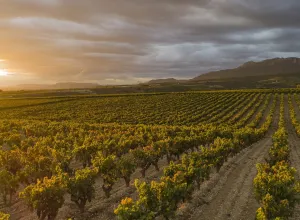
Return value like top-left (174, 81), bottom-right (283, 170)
top-left (0, 0), bottom-right (300, 86)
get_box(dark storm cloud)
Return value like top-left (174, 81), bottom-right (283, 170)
top-left (0, 0), bottom-right (300, 85)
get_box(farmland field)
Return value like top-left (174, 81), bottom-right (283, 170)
top-left (1, 89), bottom-right (300, 220)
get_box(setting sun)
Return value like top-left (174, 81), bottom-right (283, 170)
top-left (0, 69), bottom-right (8, 76)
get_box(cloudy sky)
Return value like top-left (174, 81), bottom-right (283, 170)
top-left (0, 0), bottom-right (300, 86)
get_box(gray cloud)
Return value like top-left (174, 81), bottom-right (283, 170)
top-left (0, 0), bottom-right (300, 85)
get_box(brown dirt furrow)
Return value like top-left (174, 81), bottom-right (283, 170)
top-left (184, 94), bottom-right (279, 220)
top-left (287, 94), bottom-right (300, 219)
top-left (190, 138), bottom-right (271, 220)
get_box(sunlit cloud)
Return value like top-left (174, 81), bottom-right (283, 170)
top-left (0, 69), bottom-right (9, 76)
top-left (0, 0), bottom-right (300, 86)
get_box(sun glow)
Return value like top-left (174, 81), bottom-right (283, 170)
top-left (0, 69), bottom-right (8, 76)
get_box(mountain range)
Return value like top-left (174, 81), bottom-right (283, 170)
top-left (192, 57), bottom-right (300, 81)
top-left (2, 57), bottom-right (300, 91)
top-left (147, 57), bottom-right (300, 84)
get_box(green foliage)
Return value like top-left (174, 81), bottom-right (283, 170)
top-left (131, 148), bottom-right (151, 178)
top-left (254, 162), bottom-right (300, 219)
top-left (117, 154), bottom-right (136, 187)
top-left (0, 91), bottom-right (273, 125)
top-left (164, 153), bottom-right (210, 190)
top-left (19, 174), bottom-right (67, 220)
top-left (92, 153), bottom-right (118, 198)
top-left (68, 167), bottom-right (98, 213)
top-left (269, 128), bottom-right (289, 165)
top-left (0, 149), bottom-right (24, 175)
top-left (73, 138), bottom-right (99, 168)
top-left (115, 177), bottom-right (187, 220)
top-left (22, 145), bottom-right (56, 184)
top-left (199, 138), bottom-right (236, 172)
top-left (0, 212), bottom-right (10, 220)
top-left (114, 197), bottom-right (154, 220)
top-left (0, 169), bottom-right (19, 205)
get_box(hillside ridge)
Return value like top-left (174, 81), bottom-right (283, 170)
top-left (191, 57), bottom-right (300, 81)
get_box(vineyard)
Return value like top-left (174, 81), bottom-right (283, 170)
top-left (1, 89), bottom-right (300, 220)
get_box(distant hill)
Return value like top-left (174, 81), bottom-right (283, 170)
top-left (3, 57), bottom-right (300, 92)
top-left (146, 78), bottom-right (187, 84)
top-left (54, 82), bottom-right (99, 89)
top-left (192, 57), bottom-right (300, 81)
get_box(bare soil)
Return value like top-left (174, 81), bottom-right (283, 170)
top-left (287, 94), bottom-right (300, 220)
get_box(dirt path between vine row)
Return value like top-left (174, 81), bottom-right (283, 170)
top-left (287, 94), bottom-right (300, 220)
top-left (178, 94), bottom-right (279, 220)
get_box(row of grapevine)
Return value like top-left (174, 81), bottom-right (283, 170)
top-left (114, 96), bottom-right (277, 220)
top-left (247, 94), bottom-right (273, 129)
top-left (235, 93), bottom-right (270, 128)
top-left (254, 94), bottom-right (300, 219)
top-left (215, 93), bottom-right (260, 125)
top-left (290, 93), bottom-right (300, 136)
top-left (0, 127), bottom-right (240, 217)
top-left (206, 93), bottom-right (256, 123)
top-left (0, 118), bottom-right (242, 218)
top-left (0, 92), bottom-right (263, 126)
top-left (226, 93), bottom-right (263, 125)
